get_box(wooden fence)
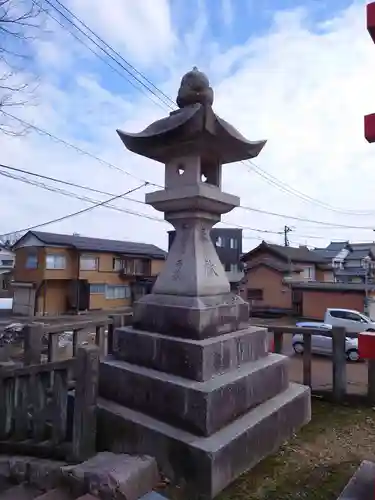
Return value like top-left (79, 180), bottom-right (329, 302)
top-left (0, 311), bottom-right (132, 462)
top-left (22, 311), bottom-right (133, 364)
top-left (267, 325), bottom-right (375, 403)
top-left (0, 345), bottom-right (98, 462)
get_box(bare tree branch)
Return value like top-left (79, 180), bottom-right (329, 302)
top-left (0, 0), bottom-right (43, 135)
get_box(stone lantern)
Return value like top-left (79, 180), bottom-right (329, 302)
top-left (99, 68), bottom-right (311, 499)
top-left (117, 67), bottom-right (266, 338)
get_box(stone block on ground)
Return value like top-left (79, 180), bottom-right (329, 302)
top-left (34, 488), bottom-right (73, 500)
top-left (0, 484), bottom-right (42, 500)
top-left (113, 326), bottom-right (268, 381)
top-left (61, 452), bottom-right (159, 500)
top-left (0, 456), bottom-right (66, 490)
top-left (337, 460), bottom-right (375, 500)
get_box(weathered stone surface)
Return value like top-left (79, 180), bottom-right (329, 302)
top-left (100, 354), bottom-right (289, 436)
top-left (61, 452), bottom-right (159, 500)
top-left (28, 459), bottom-right (66, 490)
top-left (133, 292), bottom-right (249, 340)
top-left (0, 484), bottom-right (42, 500)
top-left (0, 456), bottom-right (66, 490)
top-left (34, 488), bottom-right (73, 500)
top-left (97, 383), bottom-right (311, 499)
top-left (337, 460), bottom-right (375, 500)
top-left (114, 326), bottom-right (268, 381)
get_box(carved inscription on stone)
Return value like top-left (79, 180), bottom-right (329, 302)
top-left (200, 225), bottom-right (210, 241)
top-left (172, 259), bottom-right (183, 280)
top-left (204, 259), bottom-right (218, 277)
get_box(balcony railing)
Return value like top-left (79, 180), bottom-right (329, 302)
top-left (119, 266), bottom-right (150, 278)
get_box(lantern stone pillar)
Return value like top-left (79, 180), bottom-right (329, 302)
top-left (98, 67), bottom-right (311, 498)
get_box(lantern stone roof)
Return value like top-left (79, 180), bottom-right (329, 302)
top-left (117, 67), bottom-right (266, 164)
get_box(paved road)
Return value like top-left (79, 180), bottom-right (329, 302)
top-left (269, 330), bottom-right (368, 395)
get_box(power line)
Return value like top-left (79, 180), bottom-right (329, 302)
top-left (31, 0), bottom-right (375, 217)
top-left (50, 0), bottom-right (176, 109)
top-left (0, 169), bottom-right (162, 221)
top-left (4, 107), bottom-right (375, 232)
top-left (1, 160), bottom-right (373, 236)
top-left (0, 163), bottom-right (321, 239)
top-left (36, 0), bottom-right (174, 111)
top-left (245, 160), bottom-right (375, 216)
top-left (37, 6), bottom-right (168, 113)
top-left (0, 183), bottom-right (147, 239)
top-left (240, 203), bottom-right (375, 230)
top-left (1, 111), bottom-right (162, 188)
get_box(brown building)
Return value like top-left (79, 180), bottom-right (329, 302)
top-left (11, 231), bottom-right (166, 316)
top-left (240, 241), bottom-right (371, 319)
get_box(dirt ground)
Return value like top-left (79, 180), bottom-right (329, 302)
top-left (165, 399), bottom-right (375, 500)
top-left (220, 399), bottom-right (375, 500)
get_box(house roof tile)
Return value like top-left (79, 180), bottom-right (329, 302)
top-left (19, 231), bottom-right (167, 259)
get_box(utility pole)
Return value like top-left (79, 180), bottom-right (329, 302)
top-left (284, 225), bottom-right (292, 247)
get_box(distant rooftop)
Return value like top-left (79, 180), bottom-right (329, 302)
top-left (15, 231), bottom-right (167, 259)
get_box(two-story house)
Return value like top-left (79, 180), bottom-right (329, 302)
top-left (0, 246), bottom-right (15, 295)
top-left (11, 231), bottom-right (166, 316)
top-left (241, 241), bottom-right (375, 319)
top-left (240, 241), bottom-right (329, 315)
top-left (314, 241), bottom-right (375, 284)
top-left (168, 228), bottom-right (243, 290)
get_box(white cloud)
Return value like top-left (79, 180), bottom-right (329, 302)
top-left (1, 0), bottom-right (375, 252)
top-left (65, 0), bottom-right (176, 68)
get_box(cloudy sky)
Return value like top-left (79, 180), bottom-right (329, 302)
top-left (1, 0), bottom-right (375, 252)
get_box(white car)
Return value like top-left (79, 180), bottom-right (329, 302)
top-left (292, 322), bottom-right (360, 362)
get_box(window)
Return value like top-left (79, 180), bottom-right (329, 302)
top-left (90, 283), bottom-right (105, 294)
top-left (330, 310), bottom-right (363, 322)
top-left (80, 255), bottom-right (99, 271)
top-left (46, 254), bottom-right (66, 270)
top-left (229, 238), bottom-right (238, 249)
top-left (343, 312), bottom-right (363, 322)
top-left (216, 237), bottom-right (223, 247)
top-left (105, 285), bottom-right (131, 300)
top-left (113, 258), bottom-right (147, 275)
top-left (113, 258), bottom-right (122, 271)
top-left (302, 266), bottom-right (315, 280)
top-left (25, 253), bottom-right (38, 269)
top-left (247, 288), bottom-right (263, 301)
top-left (0, 259), bottom-right (13, 266)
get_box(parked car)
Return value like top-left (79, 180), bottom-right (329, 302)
top-left (323, 308), bottom-right (375, 334)
top-left (292, 321), bottom-right (360, 362)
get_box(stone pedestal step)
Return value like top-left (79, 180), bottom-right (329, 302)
top-left (114, 326), bottom-right (268, 382)
top-left (100, 353), bottom-right (289, 437)
top-left (97, 382), bottom-right (311, 498)
top-left (337, 460), bottom-right (375, 499)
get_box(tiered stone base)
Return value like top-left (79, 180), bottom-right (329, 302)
top-left (97, 326), bottom-right (311, 498)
